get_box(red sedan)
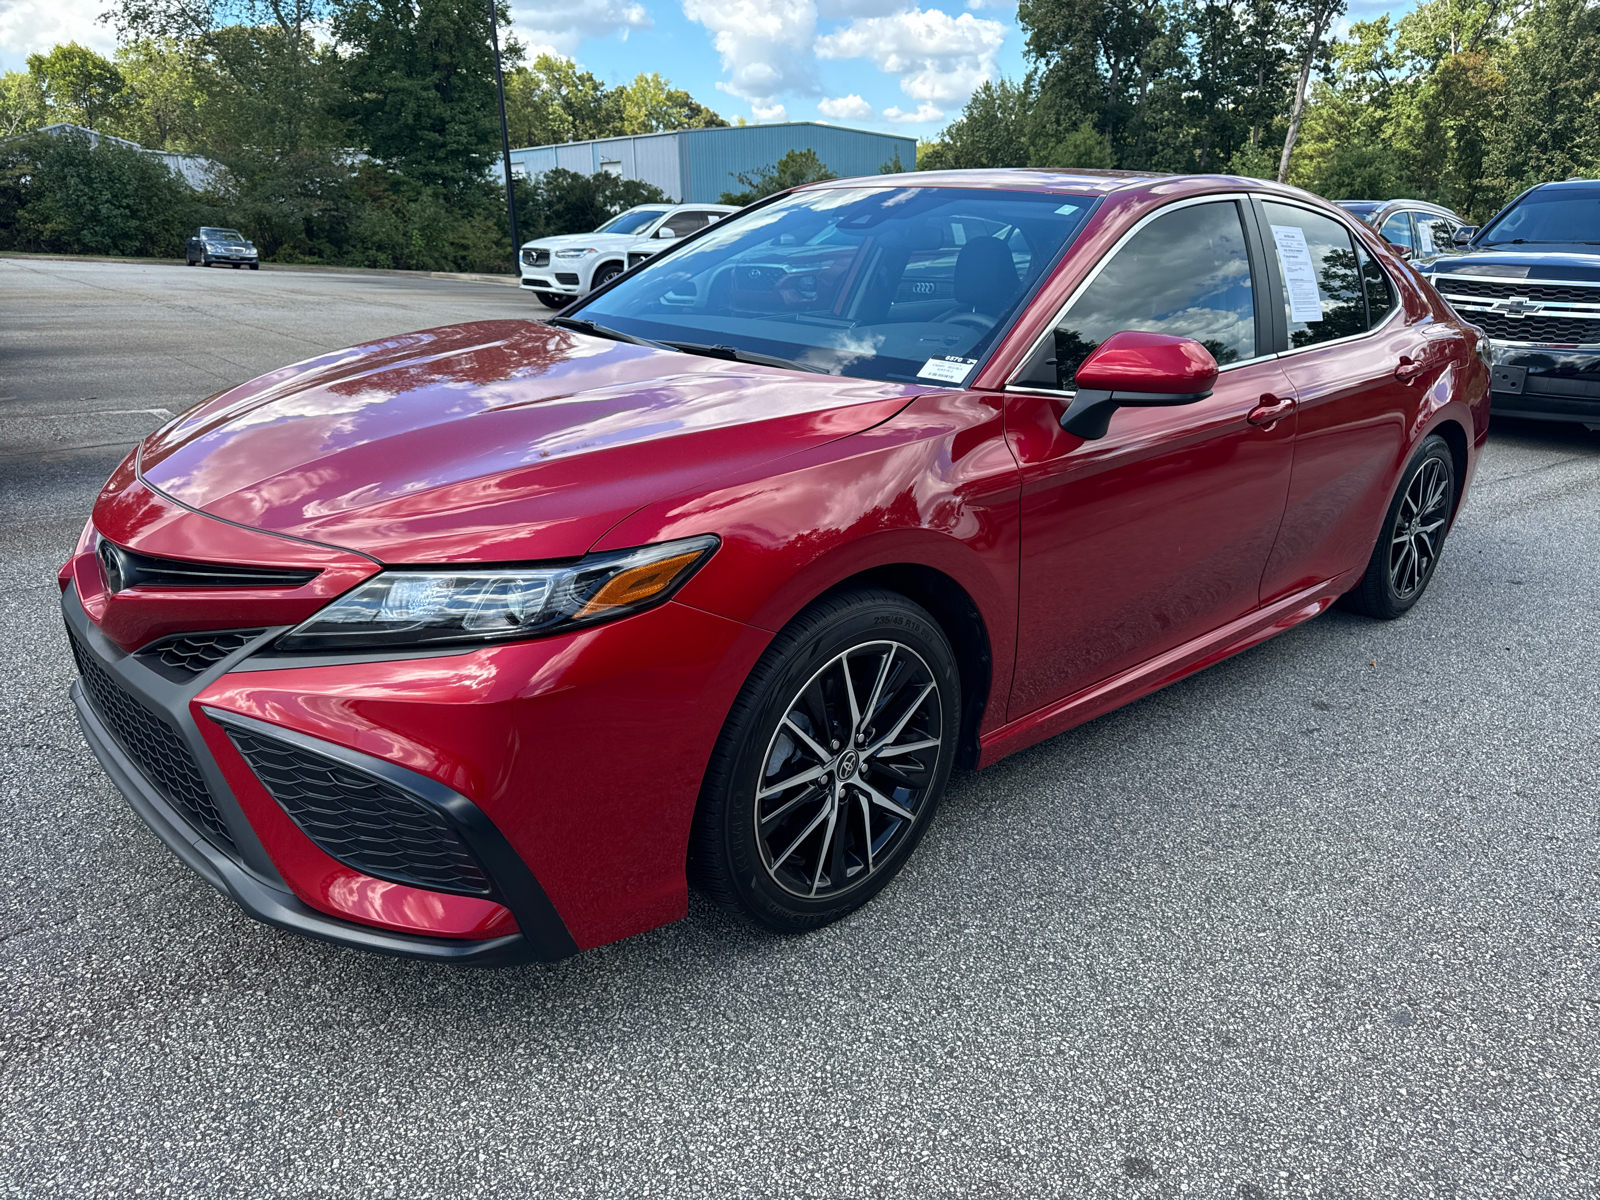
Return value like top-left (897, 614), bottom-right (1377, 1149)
top-left (61, 170), bottom-right (1490, 963)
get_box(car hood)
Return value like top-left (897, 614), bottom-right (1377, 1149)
top-left (523, 232), bottom-right (646, 252)
top-left (136, 320), bottom-right (920, 563)
top-left (1424, 246), bottom-right (1600, 279)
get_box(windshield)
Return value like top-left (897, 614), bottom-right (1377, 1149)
top-left (596, 209), bottom-right (668, 236)
top-left (1479, 186), bottom-right (1600, 245)
top-left (574, 186), bottom-right (1095, 383)
top-left (201, 228), bottom-right (246, 243)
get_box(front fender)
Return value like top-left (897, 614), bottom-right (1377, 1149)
top-left (593, 389), bottom-right (1023, 739)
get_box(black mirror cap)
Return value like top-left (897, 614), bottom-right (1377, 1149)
top-left (1453, 225), bottom-right (1478, 246)
top-left (1059, 386), bottom-right (1214, 441)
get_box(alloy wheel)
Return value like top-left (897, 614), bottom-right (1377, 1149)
top-left (755, 640), bottom-right (944, 899)
top-left (1389, 456), bottom-right (1450, 600)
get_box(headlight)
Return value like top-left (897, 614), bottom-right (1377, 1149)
top-left (275, 535), bottom-right (718, 653)
top-left (554, 248), bottom-right (598, 259)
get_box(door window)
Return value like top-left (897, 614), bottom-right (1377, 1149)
top-left (1415, 214), bottom-right (1456, 255)
top-left (1379, 212), bottom-right (1415, 252)
top-left (1359, 244), bottom-right (1396, 325)
top-left (1263, 202), bottom-right (1367, 349)
top-left (661, 210), bottom-right (713, 238)
top-left (1039, 200), bottom-right (1257, 388)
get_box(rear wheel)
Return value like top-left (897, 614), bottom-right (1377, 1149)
top-left (690, 589), bottom-right (959, 932)
top-left (1342, 434), bottom-right (1456, 619)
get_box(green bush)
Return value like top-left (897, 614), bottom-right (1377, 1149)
top-left (520, 167), bottom-right (669, 239)
top-left (0, 129), bottom-right (201, 255)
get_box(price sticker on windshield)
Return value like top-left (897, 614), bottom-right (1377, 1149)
top-left (1270, 224), bottom-right (1325, 323)
top-left (917, 356), bottom-right (980, 385)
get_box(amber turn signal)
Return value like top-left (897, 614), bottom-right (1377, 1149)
top-left (576, 550), bottom-right (705, 618)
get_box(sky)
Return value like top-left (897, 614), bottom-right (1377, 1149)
top-left (0, 0), bottom-right (1411, 141)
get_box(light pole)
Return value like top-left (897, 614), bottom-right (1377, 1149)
top-left (487, 0), bottom-right (521, 275)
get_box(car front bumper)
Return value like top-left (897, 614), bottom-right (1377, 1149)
top-left (1484, 343), bottom-right (1600, 426)
top-left (63, 572), bottom-right (768, 961)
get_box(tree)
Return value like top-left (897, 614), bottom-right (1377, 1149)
top-left (502, 58), bottom-right (725, 147)
top-left (0, 71), bottom-right (48, 138)
top-left (919, 78), bottom-right (1034, 170)
top-left (617, 72), bottom-right (726, 133)
top-left (522, 167), bottom-right (669, 238)
top-left (719, 148), bottom-right (836, 205)
top-left (103, 0), bottom-right (330, 152)
top-left (110, 39), bottom-right (204, 150)
top-left (26, 44), bottom-right (126, 131)
top-left (1276, 0), bottom-right (1347, 182)
top-left (335, 0), bottom-right (509, 190)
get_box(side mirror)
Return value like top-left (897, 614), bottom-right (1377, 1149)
top-left (1389, 242), bottom-right (1413, 260)
top-left (1060, 331), bottom-right (1219, 440)
top-left (655, 227), bottom-right (677, 239)
top-left (1453, 225), bottom-right (1477, 246)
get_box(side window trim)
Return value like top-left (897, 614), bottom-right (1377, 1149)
top-left (1255, 197), bottom-right (1402, 359)
top-left (1241, 196), bottom-right (1287, 355)
top-left (1004, 192), bottom-right (1266, 394)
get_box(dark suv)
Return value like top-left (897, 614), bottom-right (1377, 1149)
top-left (1417, 179), bottom-right (1600, 427)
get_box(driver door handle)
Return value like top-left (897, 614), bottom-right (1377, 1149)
top-left (1395, 355), bottom-right (1427, 382)
top-left (1247, 394), bottom-right (1294, 427)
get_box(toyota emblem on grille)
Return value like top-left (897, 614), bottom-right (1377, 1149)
top-left (1490, 296), bottom-right (1543, 318)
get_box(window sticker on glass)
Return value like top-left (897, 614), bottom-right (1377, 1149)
top-left (917, 356), bottom-right (979, 384)
top-left (1055, 203), bottom-right (1083, 216)
top-left (1271, 224), bottom-right (1324, 323)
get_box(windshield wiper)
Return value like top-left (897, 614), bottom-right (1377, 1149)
top-left (658, 340), bottom-right (828, 374)
top-left (547, 316), bottom-right (668, 349)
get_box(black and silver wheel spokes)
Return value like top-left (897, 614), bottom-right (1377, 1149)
top-left (756, 640), bottom-right (943, 899)
top-left (1389, 457), bottom-right (1450, 600)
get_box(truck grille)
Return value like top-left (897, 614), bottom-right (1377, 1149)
top-left (1433, 276), bottom-right (1600, 345)
top-left (225, 727), bottom-right (493, 897)
top-left (68, 630), bottom-right (235, 849)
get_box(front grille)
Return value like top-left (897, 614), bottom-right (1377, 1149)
top-left (68, 630), bottom-right (235, 849)
top-left (523, 248), bottom-right (550, 267)
top-left (555, 273), bottom-right (580, 286)
top-left (1434, 276), bottom-right (1600, 345)
top-left (1435, 278), bottom-right (1600, 304)
top-left (225, 727), bottom-right (492, 896)
top-left (97, 539), bottom-right (319, 591)
top-left (136, 629), bottom-right (265, 682)
top-left (1464, 311), bottom-right (1600, 343)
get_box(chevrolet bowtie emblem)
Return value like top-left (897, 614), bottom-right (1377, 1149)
top-left (1491, 296), bottom-right (1543, 317)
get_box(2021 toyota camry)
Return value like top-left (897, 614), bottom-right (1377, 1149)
top-left (62, 170), bottom-right (1491, 964)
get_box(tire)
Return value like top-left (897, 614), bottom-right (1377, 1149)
top-left (590, 262), bottom-right (623, 291)
top-left (248, 263), bottom-right (259, 270)
top-left (689, 587), bottom-right (960, 933)
top-left (535, 292), bottom-right (568, 309)
top-left (1341, 433), bottom-right (1457, 619)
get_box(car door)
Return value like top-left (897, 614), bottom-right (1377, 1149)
top-left (1003, 197), bottom-right (1298, 720)
top-left (1255, 199), bottom-right (1434, 602)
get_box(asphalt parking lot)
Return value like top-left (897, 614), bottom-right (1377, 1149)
top-left (3, 257), bottom-right (1599, 1199)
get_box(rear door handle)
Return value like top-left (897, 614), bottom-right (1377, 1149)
top-left (1395, 355), bottom-right (1427, 382)
top-left (1247, 394), bottom-right (1294, 427)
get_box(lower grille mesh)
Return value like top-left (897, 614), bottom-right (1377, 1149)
top-left (137, 629), bottom-right (264, 681)
top-left (69, 631), bottom-right (235, 849)
top-left (225, 728), bottom-right (492, 896)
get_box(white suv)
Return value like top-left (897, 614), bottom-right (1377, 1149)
top-left (519, 203), bottom-right (740, 308)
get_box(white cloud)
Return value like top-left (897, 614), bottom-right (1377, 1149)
top-left (683, 0), bottom-right (818, 114)
top-left (818, 93), bottom-right (874, 119)
top-left (883, 102), bottom-right (942, 122)
top-left (510, 0), bottom-right (651, 58)
top-left (817, 0), bottom-right (910, 15)
top-left (964, 0), bottom-right (1016, 9)
top-left (0, 0), bottom-right (116, 65)
top-left (815, 8), bottom-right (1005, 106)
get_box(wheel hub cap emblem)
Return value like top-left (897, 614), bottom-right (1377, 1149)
top-left (838, 750), bottom-right (860, 778)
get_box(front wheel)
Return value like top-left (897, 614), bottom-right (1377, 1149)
top-left (689, 588), bottom-right (960, 933)
top-left (589, 263), bottom-right (623, 292)
top-left (534, 292), bottom-right (568, 309)
top-left (248, 263), bottom-right (259, 270)
top-left (1342, 433), bottom-right (1457, 619)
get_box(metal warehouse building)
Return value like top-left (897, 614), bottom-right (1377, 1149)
top-left (508, 123), bottom-right (917, 204)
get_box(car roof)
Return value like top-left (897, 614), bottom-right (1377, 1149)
top-left (1529, 177), bottom-right (1599, 188)
top-left (1336, 198), bottom-right (1461, 220)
